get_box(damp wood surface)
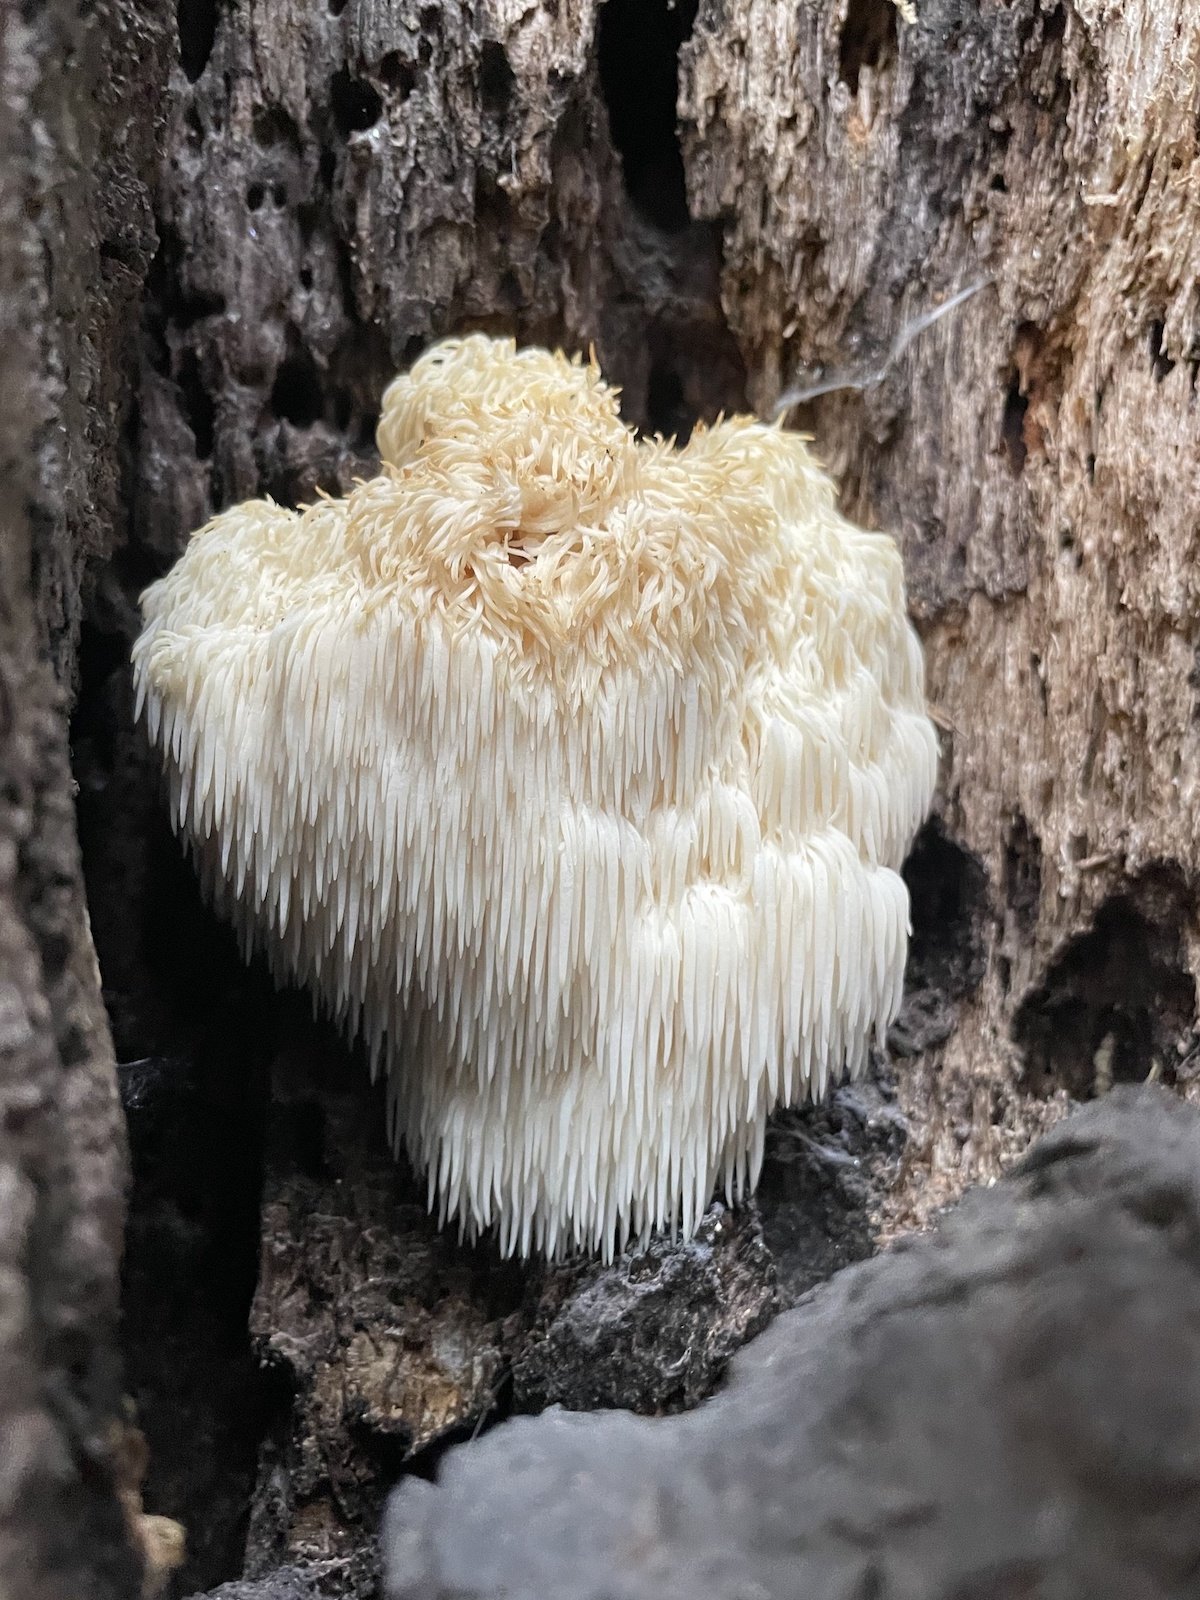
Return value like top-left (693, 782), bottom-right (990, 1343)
top-left (0, 3), bottom-right (175, 1598)
top-left (677, 0), bottom-right (1200, 1226)
top-left (3, 0), bottom-right (1200, 1595)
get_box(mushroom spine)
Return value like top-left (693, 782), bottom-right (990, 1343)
top-left (132, 334), bottom-right (938, 1261)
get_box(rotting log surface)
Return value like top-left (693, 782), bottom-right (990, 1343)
top-left (0, 1), bottom-right (171, 1597)
top-left (2, 0), bottom-right (1195, 1594)
top-left (383, 1087), bottom-right (1200, 1600)
top-left (680, 0), bottom-right (1200, 1225)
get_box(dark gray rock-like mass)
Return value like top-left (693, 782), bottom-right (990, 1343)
top-left (186, 1565), bottom-right (365, 1600)
top-left (384, 1086), bottom-right (1200, 1600)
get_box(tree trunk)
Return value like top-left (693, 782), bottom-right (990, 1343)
top-left (7, 0), bottom-right (1200, 1594)
top-left (679, 0), bottom-right (1200, 1227)
top-left (0, 2), bottom-right (172, 1597)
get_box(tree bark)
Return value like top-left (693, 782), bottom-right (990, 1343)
top-left (679, 0), bottom-right (1200, 1228)
top-left (0, 2), bottom-right (171, 1597)
top-left (10, 0), bottom-right (1200, 1594)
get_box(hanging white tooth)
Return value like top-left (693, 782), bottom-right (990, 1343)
top-left (129, 333), bottom-right (936, 1264)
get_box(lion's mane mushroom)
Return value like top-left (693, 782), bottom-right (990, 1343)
top-left (132, 334), bottom-right (938, 1260)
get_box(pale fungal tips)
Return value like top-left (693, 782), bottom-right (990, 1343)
top-left (132, 333), bottom-right (938, 1262)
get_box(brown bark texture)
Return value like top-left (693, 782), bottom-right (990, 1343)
top-left (678, 0), bottom-right (1200, 1226)
top-left (5, 0), bottom-right (1200, 1594)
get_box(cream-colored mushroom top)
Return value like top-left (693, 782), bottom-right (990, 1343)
top-left (133, 334), bottom-right (938, 1260)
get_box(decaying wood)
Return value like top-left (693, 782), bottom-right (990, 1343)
top-left (0, 2), bottom-right (172, 1596)
top-left (680, 0), bottom-right (1200, 1220)
top-left (7, 0), bottom-right (1200, 1593)
top-left (381, 1087), bottom-right (1200, 1600)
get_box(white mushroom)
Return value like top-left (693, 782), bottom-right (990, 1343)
top-left (132, 334), bottom-right (938, 1260)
